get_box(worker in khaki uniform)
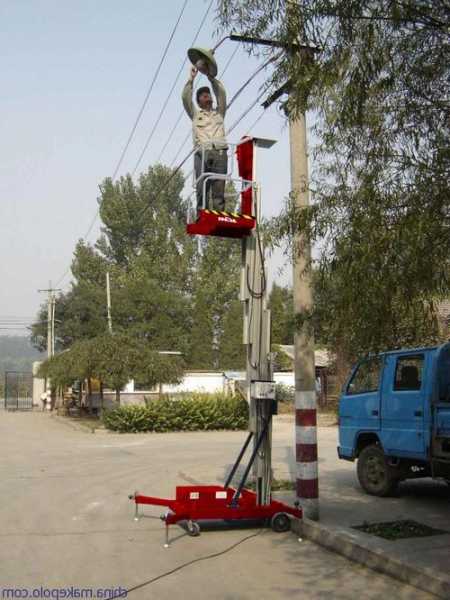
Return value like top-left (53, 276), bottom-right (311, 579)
top-left (182, 66), bottom-right (227, 211)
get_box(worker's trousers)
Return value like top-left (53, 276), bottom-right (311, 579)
top-left (194, 148), bottom-right (228, 211)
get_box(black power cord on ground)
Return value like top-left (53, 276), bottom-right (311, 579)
top-left (111, 529), bottom-right (264, 597)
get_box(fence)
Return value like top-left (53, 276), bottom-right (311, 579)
top-left (4, 371), bottom-right (33, 410)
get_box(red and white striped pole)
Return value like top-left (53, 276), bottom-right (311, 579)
top-left (296, 390), bottom-right (318, 516)
top-left (290, 111), bottom-right (319, 520)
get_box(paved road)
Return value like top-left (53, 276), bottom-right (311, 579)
top-left (0, 411), bottom-right (436, 599)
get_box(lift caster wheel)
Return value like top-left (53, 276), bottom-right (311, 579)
top-left (186, 520), bottom-right (201, 537)
top-left (270, 512), bottom-right (291, 533)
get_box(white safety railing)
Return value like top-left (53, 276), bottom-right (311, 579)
top-left (186, 140), bottom-right (255, 223)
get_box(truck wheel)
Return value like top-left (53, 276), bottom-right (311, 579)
top-left (357, 444), bottom-right (398, 497)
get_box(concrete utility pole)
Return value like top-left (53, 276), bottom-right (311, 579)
top-left (286, 0), bottom-right (319, 521)
top-left (231, 10), bottom-right (319, 519)
top-left (106, 271), bottom-right (113, 334)
top-left (38, 282), bottom-right (61, 410)
top-left (51, 290), bottom-right (56, 356)
top-left (47, 287), bottom-right (53, 360)
top-left (38, 282), bottom-right (60, 360)
top-left (289, 112), bottom-right (319, 521)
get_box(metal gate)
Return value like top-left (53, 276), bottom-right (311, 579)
top-left (4, 371), bottom-right (33, 410)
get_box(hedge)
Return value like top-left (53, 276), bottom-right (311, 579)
top-left (275, 383), bottom-right (295, 403)
top-left (102, 392), bottom-right (249, 433)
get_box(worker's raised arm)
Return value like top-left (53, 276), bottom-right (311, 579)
top-left (209, 76), bottom-right (227, 118)
top-left (182, 67), bottom-right (197, 120)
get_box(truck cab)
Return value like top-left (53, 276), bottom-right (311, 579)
top-left (338, 343), bottom-right (450, 496)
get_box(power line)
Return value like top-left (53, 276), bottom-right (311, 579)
top-left (53, 0), bottom-right (189, 289)
top-left (132, 0), bottom-right (214, 176)
top-left (227, 88), bottom-right (269, 136)
top-left (0, 320), bottom-right (34, 323)
top-left (112, 0), bottom-right (188, 181)
top-left (245, 110), bottom-right (266, 135)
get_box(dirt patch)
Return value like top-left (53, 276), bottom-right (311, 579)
top-left (353, 519), bottom-right (448, 541)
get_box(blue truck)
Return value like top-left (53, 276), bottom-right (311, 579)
top-left (338, 342), bottom-right (450, 495)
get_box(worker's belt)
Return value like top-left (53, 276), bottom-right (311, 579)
top-left (195, 145), bottom-right (228, 153)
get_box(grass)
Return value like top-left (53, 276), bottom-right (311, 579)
top-left (353, 519), bottom-right (448, 541)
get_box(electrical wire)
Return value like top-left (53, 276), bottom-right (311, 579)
top-left (227, 87), bottom-right (268, 137)
top-left (112, 530), bottom-right (263, 598)
top-left (245, 110), bottom-right (266, 136)
top-left (221, 43), bottom-right (240, 76)
top-left (112, 0), bottom-right (188, 181)
top-left (227, 52), bottom-right (281, 117)
top-left (131, 0), bottom-right (214, 176)
top-left (0, 317), bottom-right (34, 320)
top-left (53, 0), bottom-right (189, 288)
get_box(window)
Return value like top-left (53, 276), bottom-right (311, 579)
top-left (394, 355), bottom-right (424, 391)
top-left (347, 357), bottom-right (382, 395)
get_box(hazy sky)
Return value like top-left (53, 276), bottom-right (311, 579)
top-left (1, 0), bottom-right (312, 336)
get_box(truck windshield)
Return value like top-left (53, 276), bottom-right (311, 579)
top-left (347, 357), bottom-right (382, 395)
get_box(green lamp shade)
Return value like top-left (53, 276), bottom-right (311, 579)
top-left (187, 47), bottom-right (218, 78)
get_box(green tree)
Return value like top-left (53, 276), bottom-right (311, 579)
top-left (38, 334), bottom-right (184, 404)
top-left (96, 165), bottom-right (197, 354)
top-left (268, 283), bottom-right (294, 345)
top-left (188, 236), bottom-right (243, 369)
top-left (219, 297), bottom-right (246, 369)
top-left (37, 350), bottom-right (78, 390)
top-left (31, 165), bottom-right (197, 356)
top-left (31, 241), bottom-right (111, 352)
top-left (219, 1), bottom-right (450, 361)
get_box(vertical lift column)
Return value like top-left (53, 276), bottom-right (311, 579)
top-left (239, 137), bottom-right (276, 505)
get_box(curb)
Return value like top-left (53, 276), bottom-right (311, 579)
top-left (50, 414), bottom-right (104, 434)
top-left (292, 518), bottom-right (450, 599)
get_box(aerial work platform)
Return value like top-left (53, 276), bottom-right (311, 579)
top-left (186, 137), bottom-right (270, 239)
top-left (186, 208), bottom-right (255, 238)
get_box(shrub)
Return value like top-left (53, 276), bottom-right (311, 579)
top-left (275, 384), bottom-right (295, 404)
top-left (102, 392), bottom-right (249, 433)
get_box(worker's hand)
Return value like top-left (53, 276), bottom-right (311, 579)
top-left (190, 66), bottom-right (198, 81)
top-left (196, 59), bottom-right (208, 75)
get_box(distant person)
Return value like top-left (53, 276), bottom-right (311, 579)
top-left (182, 66), bottom-right (228, 211)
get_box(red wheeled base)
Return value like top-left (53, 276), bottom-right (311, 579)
top-left (130, 485), bottom-right (302, 542)
top-left (186, 209), bottom-right (255, 238)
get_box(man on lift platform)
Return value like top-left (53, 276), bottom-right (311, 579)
top-left (182, 61), bottom-right (227, 212)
